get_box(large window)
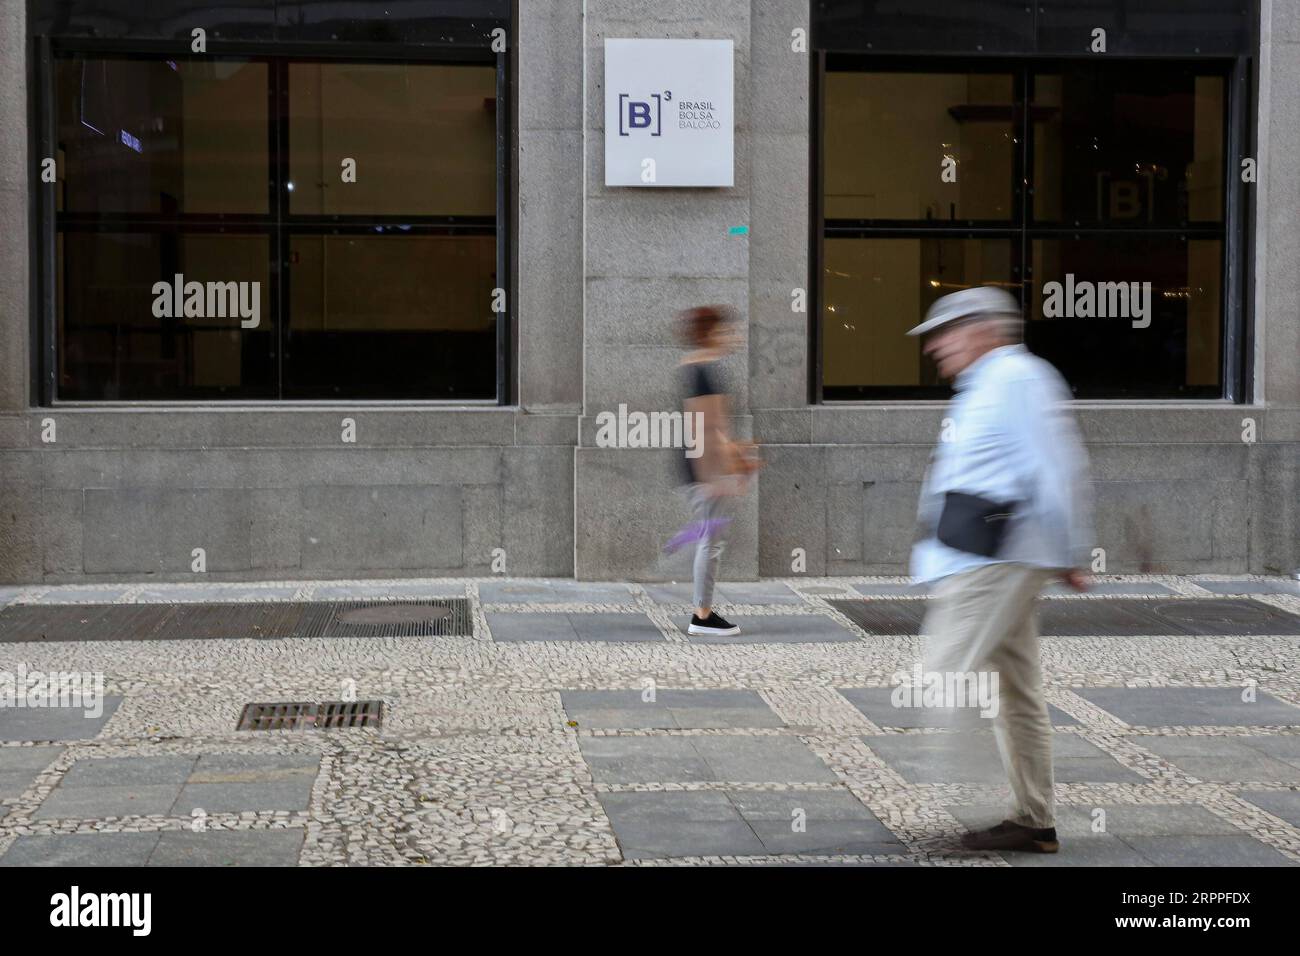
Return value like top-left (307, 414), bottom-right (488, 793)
top-left (816, 58), bottom-right (1235, 400)
top-left (48, 53), bottom-right (503, 402)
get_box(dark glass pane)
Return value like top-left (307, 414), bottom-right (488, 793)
top-left (58, 232), bottom-right (274, 400)
top-left (32, 0), bottom-right (508, 44)
top-left (809, 0), bottom-right (1251, 56)
top-left (1036, 1), bottom-right (1252, 57)
top-left (1032, 65), bottom-right (1225, 226)
top-left (1028, 237), bottom-right (1222, 398)
top-left (288, 62), bottom-right (496, 217)
top-left (812, 0), bottom-right (1034, 55)
top-left (55, 57), bottom-right (269, 216)
top-left (31, 0), bottom-right (276, 41)
top-left (285, 233), bottom-right (496, 399)
top-left (824, 71), bottom-right (1015, 221)
top-left (822, 237), bottom-right (1016, 397)
top-left (277, 1), bottom-right (509, 45)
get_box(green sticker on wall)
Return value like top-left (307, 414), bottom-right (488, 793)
top-left (728, 225), bottom-right (749, 236)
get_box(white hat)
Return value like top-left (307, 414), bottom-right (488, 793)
top-left (906, 286), bottom-right (1022, 336)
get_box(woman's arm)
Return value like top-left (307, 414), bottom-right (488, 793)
top-left (684, 391), bottom-right (741, 479)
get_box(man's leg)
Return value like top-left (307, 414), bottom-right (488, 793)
top-left (921, 563), bottom-right (1058, 850)
top-left (922, 563), bottom-right (1042, 677)
top-left (920, 567), bottom-right (1002, 736)
top-left (985, 568), bottom-right (1055, 828)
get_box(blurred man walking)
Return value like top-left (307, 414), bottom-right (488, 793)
top-left (908, 286), bottom-right (1093, 854)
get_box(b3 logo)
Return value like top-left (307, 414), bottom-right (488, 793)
top-left (618, 90), bottom-right (671, 136)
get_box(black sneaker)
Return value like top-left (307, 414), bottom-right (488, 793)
top-left (960, 820), bottom-right (1059, 854)
top-left (687, 612), bottom-right (740, 636)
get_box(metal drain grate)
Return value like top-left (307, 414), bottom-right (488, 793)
top-left (320, 600), bottom-right (469, 638)
top-left (829, 599), bottom-right (925, 635)
top-left (830, 597), bottom-right (1300, 637)
top-left (0, 599), bottom-right (471, 643)
top-left (335, 603), bottom-right (452, 626)
top-left (237, 700), bottom-right (383, 731)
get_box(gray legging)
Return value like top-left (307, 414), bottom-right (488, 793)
top-left (688, 484), bottom-right (730, 610)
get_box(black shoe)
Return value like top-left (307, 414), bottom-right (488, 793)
top-left (687, 612), bottom-right (740, 636)
top-left (960, 820), bottom-right (1059, 853)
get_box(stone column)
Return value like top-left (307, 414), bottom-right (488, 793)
top-left (0, 0), bottom-right (29, 412)
top-left (518, 0), bottom-right (585, 415)
top-left (574, 1), bottom-right (757, 580)
top-left (1251, 0), bottom-right (1300, 573)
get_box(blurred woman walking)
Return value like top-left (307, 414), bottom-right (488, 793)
top-left (673, 305), bottom-right (759, 636)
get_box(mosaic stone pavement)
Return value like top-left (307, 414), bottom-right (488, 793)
top-left (0, 574), bottom-right (1298, 867)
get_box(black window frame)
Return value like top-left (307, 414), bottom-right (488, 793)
top-left (31, 36), bottom-right (513, 406)
top-left (810, 52), bottom-right (1253, 404)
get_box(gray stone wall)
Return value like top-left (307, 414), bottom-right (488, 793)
top-left (756, 406), bottom-right (1299, 576)
top-left (0, 1), bottom-right (1295, 583)
top-left (0, 410), bottom-right (574, 581)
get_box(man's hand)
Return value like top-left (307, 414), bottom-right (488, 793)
top-left (1058, 569), bottom-right (1089, 592)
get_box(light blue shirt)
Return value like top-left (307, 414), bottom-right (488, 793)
top-left (910, 344), bottom-right (1094, 585)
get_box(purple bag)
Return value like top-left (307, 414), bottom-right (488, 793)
top-left (662, 517), bottom-right (732, 554)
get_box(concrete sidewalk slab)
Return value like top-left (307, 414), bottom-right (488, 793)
top-left (1078, 687), bottom-right (1300, 727)
top-left (561, 689), bottom-right (783, 729)
top-left (0, 698), bottom-right (123, 742)
top-left (148, 829), bottom-right (305, 867)
top-left (0, 832), bottom-right (161, 867)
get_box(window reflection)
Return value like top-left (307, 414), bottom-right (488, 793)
top-left (822, 238), bottom-right (1015, 398)
top-left (824, 70), bottom-right (1015, 221)
top-left (1029, 238), bottom-right (1222, 398)
top-left (288, 63), bottom-right (496, 217)
top-left (286, 234), bottom-right (496, 399)
top-left (52, 55), bottom-right (501, 401)
top-left (56, 58), bottom-right (269, 216)
top-left (820, 61), bottom-right (1229, 399)
top-left (58, 232), bottom-right (274, 400)
top-left (1032, 67), bottom-right (1223, 226)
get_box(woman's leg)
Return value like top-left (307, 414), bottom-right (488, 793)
top-left (690, 484), bottom-right (727, 615)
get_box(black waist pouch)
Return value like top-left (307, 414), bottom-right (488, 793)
top-left (935, 491), bottom-right (1020, 558)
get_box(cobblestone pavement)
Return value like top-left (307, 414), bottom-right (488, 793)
top-left (1, 575), bottom-right (1298, 867)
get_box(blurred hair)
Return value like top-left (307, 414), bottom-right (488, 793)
top-left (986, 313), bottom-right (1025, 343)
top-left (677, 304), bottom-right (736, 349)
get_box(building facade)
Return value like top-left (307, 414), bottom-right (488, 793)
top-left (0, 0), bottom-right (1295, 584)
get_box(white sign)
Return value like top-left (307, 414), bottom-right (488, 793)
top-left (604, 38), bottom-right (734, 187)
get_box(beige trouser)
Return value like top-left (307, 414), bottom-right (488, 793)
top-left (922, 562), bottom-right (1056, 828)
